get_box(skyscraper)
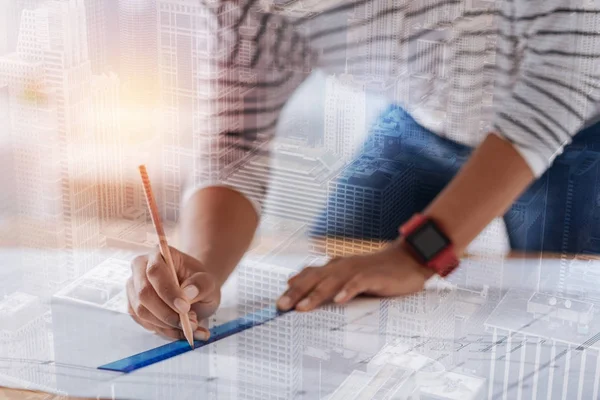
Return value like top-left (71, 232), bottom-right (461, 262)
top-left (156, 0), bottom-right (313, 222)
top-left (226, 142), bottom-right (343, 223)
top-left (118, 0), bottom-right (158, 102)
top-left (107, 0), bottom-right (163, 221)
top-left (157, 0), bottom-right (247, 221)
top-left (0, 52), bottom-right (69, 297)
top-left (445, 15), bottom-right (490, 145)
top-left (413, 39), bottom-right (447, 78)
top-left (313, 153), bottom-right (414, 257)
top-left (92, 72), bottom-right (126, 225)
top-left (346, 0), bottom-right (407, 80)
top-left (236, 260), bottom-right (303, 399)
top-left (383, 280), bottom-right (457, 367)
top-left (84, 0), bottom-right (109, 74)
top-left (405, 25), bottom-right (451, 132)
top-left (1, 0), bottom-right (103, 295)
top-left (0, 0), bottom-right (10, 56)
top-left (122, 122), bottom-right (163, 217)
top-left (302, 304), bottom-right (346, 352)
top-left (0, 85), bottom-right (14, 228)
top-left (538, 150), bottom-right (600, 299)
top-left (0, 0), bottom-right (35, 56)
top-left (421, 0), bottom-right (464, 28)
top-left (324, 74), bottom-right (367, 162)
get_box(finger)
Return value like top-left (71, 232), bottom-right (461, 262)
top-left (146, 247), bottom-right (190, 316)
top-left (178, 310), bottom-right (199, 327)
top-left (128, 303), bottom-right (150, 329)
top-left (128, 301), bottom-right (161, 333)
top-left (295, 275), bottom-right (347, 312)
top-left (286, 258), bottom-right (338, 285)
top-left (131, 254), bottom-right (148, 272)
top-left (150, 311), bottom-right (207, 342)
top-left (197, 318), bottom-right (209, 331)
top-left (286, 274), bottom-right (300, 285)
top-left (127, 280), bottom-right (186, 329)
top-left (127, 279), bottom-right (161, 327)
top-left (157, 316), bottom-right (205, 341)
top-left (193, 326), bottom-right (211, 342)
top-left (180, 272), bottom-right (218, 305)
top-left (154, 326), bottom-right (186, 341)
top-left (131, 258), bottom-right (182, 328)
top-left (128, 294), bottom-right (199, 341)
top-left (189, 318), bottom-right (211, 342)
top-left (333, 273), bottom-right (370, 304)
top-left (277, 267), bottom-right (324, 311)
top-left (127, 296), bottom-right (143, 326)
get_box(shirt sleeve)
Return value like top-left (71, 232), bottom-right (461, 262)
top-left (180, 1), bottom-right (315, 216)
top-left (492, 1), bottom-right (600, 178)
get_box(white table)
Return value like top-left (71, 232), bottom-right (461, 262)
top-left (2, 245), bottom-right (600, 400)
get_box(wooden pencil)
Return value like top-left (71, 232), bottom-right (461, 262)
top-left (138, 164), bottom-right (195, 349)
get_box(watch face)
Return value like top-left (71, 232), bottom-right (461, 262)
top-left (405, 220), bottom-right (450, 261)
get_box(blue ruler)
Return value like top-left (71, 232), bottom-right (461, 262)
top-left (98, 305), bottom-right (286, 373)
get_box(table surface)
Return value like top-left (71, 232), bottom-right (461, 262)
top-left (2, 231), bottom-right (600, 400)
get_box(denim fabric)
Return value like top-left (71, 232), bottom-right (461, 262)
top-left (312, 105), bottom-right (600, 255)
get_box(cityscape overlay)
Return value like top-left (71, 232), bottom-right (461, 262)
top-left (1, 0), bottom-right (600, 399)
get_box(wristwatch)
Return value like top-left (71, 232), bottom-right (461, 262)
top-left (399, 213), bottom-right (459, 277)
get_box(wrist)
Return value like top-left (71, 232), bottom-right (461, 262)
top-left (391, 238), bottom-right (436, 279)
top-left (397, 213), bottom-right (460, 277)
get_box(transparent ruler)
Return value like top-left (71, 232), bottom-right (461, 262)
top-left (98, 305), bottom-right (286, 373)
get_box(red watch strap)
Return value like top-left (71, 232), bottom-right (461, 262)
top-left (429, 244), bottom-right (459, 277)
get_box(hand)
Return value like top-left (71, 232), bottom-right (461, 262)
top-left (127, 246), bottom-right (221, 341)
top-left (276, 240), bottom-right (436, 312)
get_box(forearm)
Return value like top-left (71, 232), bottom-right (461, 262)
top-left (178, 187), bottom-right (259, 287)
top-left (423, 133), bottom-right (535, 255)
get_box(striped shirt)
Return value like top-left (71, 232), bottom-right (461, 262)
top-left (182, 0), bottom-right (600, 214)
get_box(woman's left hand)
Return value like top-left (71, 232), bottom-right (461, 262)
top-left (276, 240), bottom-right (436, 312)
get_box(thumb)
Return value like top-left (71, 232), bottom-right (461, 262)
top-left (181, 272), bottom-right (220, 341)
top-left (180, 272), bottom-right (219, 305)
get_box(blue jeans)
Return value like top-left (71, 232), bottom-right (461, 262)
top-left (312, 105), bottom-right (600, 255)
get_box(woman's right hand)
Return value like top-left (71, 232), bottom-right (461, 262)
top-left (126, 246), bottom-right (221, 341)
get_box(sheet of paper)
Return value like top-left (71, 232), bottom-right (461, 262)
top-left (2, 248), bottom-right (600, 400)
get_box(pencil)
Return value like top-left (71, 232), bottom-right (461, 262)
top-left (138, 164), bottom-right (195, 349)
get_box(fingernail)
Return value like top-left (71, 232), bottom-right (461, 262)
top-left (183, 285), bottom-right (199, 301)
top-left (296, 298), bottom-right (311, 310)
top-left (334, 290), bottom-right (347, 303)
top-left (189, 311), bottom-right (197, 322)
top-left (277, 296), bottom-right (291, 310)
top-left (194, 330), bottom-right (210, 341)
top-left (174, 298), bottom-right (190, 314)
